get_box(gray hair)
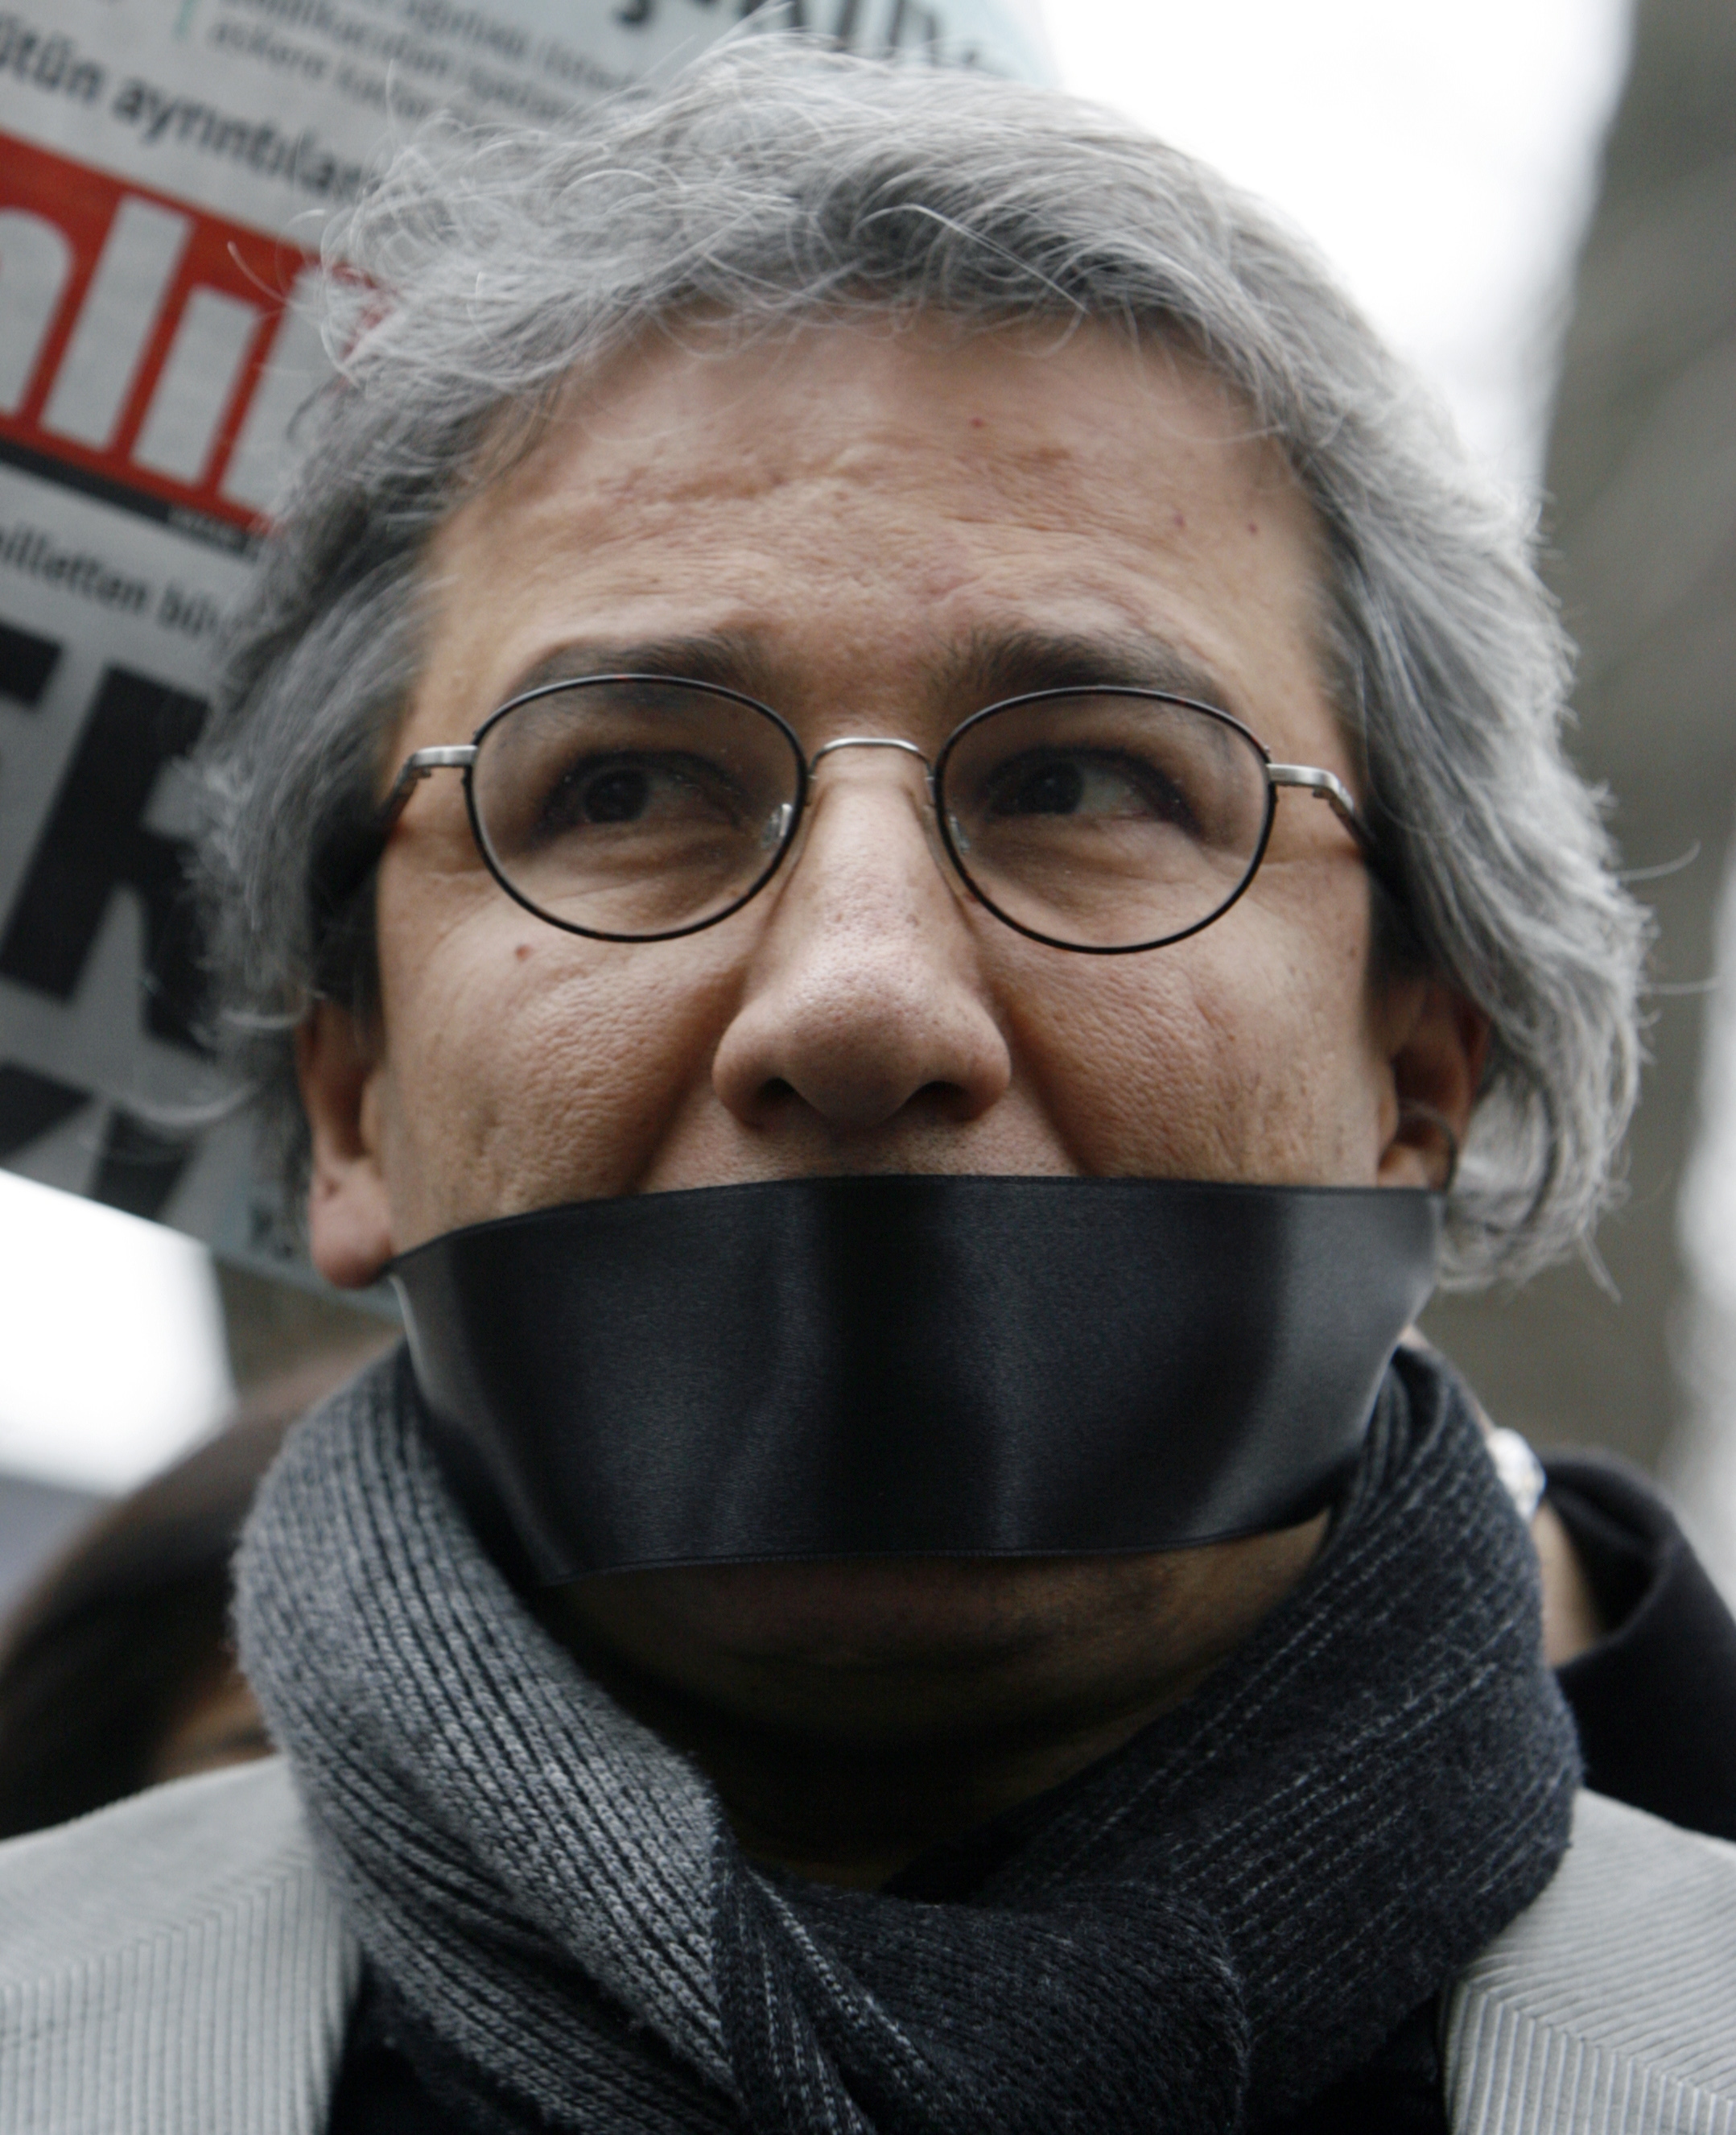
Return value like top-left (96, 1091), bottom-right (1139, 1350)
top-left (198, 38), bottom-right (1648, 1288)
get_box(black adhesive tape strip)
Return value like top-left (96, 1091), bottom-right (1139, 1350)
top-left (390, 1175), bottom-right (1442, 1582)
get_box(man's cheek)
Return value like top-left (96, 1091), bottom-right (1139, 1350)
top-left (1001, 971), bottom-right (1231, 1174)
top-left (443, 970), bottom-right (727, 1213)
top-left (1072, 949), bottom-right (1349, 1178)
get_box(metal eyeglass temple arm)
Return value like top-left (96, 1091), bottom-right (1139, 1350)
top-left (1266, 763), bottom-right (1377, 854)
top-left (377, 745), bottom-right (479, 835)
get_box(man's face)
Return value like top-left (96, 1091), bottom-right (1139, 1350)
top-left (311, 316), bottom-right (1458, 1260)
top-left (301, 316), bottom-right (1478, 1777)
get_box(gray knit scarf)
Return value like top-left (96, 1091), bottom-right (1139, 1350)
top-left (237, 1343), bottom-right (1578, 2133)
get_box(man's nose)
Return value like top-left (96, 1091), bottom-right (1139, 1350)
top-left (710, 754), bottom-right (1013, 1132)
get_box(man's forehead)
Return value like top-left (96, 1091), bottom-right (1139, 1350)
top-left (453, 312), bottom-right (1298, 541)
top-left (414, 312), bottom-right (1337, 753)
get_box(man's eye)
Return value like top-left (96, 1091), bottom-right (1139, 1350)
top-left (575, 766), bottom-right (652, 824)
top-left (1000, 759), bottom-right (1086, 815)
top-left (988, 751), bottom-right (1193, 827)
top-left (532, 753), bottom-right (738, 837)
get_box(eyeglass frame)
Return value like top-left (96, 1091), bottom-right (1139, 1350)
top-left (363, 673), bottom-right (1389, 956)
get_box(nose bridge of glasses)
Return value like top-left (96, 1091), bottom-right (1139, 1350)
top-left (782, 733), bottom-right (960, 901)
top-left (798, 734), bottom-right (938, 836)
top-left (806, 734), bottom-right (935, 779)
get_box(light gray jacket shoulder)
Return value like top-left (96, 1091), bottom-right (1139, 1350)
top-left (1445, 1789), bottom-right (1736, 2133)
top-left (1, 1761), bottom-right (1733, 2133)
top-left (0, 1760), bottom-right (357, 2135)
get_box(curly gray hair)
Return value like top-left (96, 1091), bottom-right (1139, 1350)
top-left (197, 38), bottom-right (1648, 1287)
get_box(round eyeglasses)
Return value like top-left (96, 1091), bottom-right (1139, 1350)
top-left (365, 675), bottom-right (1383, 954)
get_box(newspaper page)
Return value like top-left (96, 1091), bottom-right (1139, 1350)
top-left (0, 0), bottom-right (1053, 1284)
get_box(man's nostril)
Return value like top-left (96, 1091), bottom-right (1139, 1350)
top-left (918, 1078), bottom-right (981, 1122)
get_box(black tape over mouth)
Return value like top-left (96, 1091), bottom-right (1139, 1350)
top-left (389, 1175), bottom-right (1441, 1583)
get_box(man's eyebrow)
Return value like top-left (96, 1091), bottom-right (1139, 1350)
top-left (944, 630), bottom-right (1235, 713)
top-left (494, 628), bottom-right (1236, 722)
top-left (498, 632), bottom-right (779, 706)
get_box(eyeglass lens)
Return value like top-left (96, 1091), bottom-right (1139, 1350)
top-left (472, 679), bottom-right (802, 939)
top-left (939, 691), bottom-right (1271, 949)
top-left (468, 679), bottom-right (1273, 949)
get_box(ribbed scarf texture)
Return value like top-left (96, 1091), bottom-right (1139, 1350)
top-left (236, 1343), bottom-right (1579, 2133)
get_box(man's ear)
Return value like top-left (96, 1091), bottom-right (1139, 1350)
top-left (296, 1000), bottom-right (396, 1287)
top-left (1376, 977), bottom-right (1490, 1191)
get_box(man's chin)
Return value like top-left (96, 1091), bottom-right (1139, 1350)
top-left (597, 1555), bottom-right (1112, 1658)
top-left (545, 1551), bottom-right (1205, 1740)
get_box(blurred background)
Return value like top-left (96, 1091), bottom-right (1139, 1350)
top-left (2, 0), bottom-right (1734, 1616)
